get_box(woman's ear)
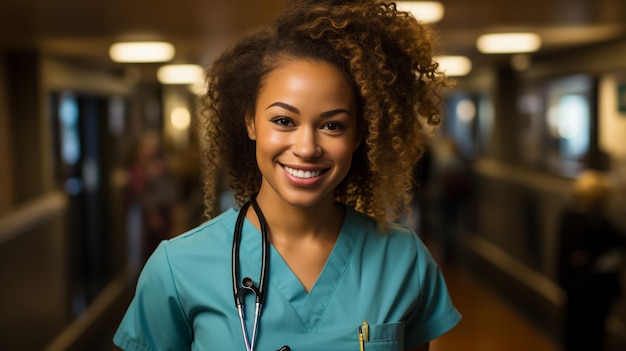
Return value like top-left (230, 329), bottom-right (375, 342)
top-left (245, 114), bottom-right (257, 141)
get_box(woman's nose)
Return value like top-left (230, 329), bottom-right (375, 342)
top-left (291, 128), bottom-right (322, 158)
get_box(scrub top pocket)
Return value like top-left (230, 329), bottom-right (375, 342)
top-left (363, 322), bottom-right (404, 350)
top-left (266, 322), bottom-right (404, 351)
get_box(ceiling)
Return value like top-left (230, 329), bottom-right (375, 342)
top-left (1, 0), bottom-right (625, 78)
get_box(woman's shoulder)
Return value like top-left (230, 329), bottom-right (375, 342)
top-left (164, 207), bottom-right (240, 253)
top-left (345, 207), bottom-right (423, 249)
top-left (135, 209), bottom-right (240, 294)
top-left (344, 207), bottom-right (438, 282)
top-left (346, 206), bottom-right (416, 232)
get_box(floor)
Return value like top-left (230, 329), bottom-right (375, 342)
top-left (431, 262), bottom-right (561, 351)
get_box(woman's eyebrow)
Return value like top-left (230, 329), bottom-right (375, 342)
top-left (267, 102), bottom-right (351, 118)
top-left (266, 102), bottom-right (299, 114)
top-left (320, 108), bottom-right (352, 118)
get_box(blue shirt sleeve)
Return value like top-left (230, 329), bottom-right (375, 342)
top-left (113, 241), bottom-right (193, 351)
top-left (404, 233), bottom-right (461, 347)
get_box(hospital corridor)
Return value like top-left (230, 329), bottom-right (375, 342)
top-left (2, 0), bottom-right (626, 350)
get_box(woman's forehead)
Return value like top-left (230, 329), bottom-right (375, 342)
top-left (257, 60), bottom-right (356, 108)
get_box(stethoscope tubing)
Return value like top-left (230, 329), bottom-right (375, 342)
top-left (232, 193), bottom-right (270, 351)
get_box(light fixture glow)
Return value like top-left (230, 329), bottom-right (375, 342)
top-left (170, 107), bottom-right (191, 131)
top-left (189, 80), bottom-right (208, 96)
top-left (434, 55), bottom-right (472, 76)
top-left (157, 64), bottom-right (205, 85)
top-left (109, 41), bottom-right (175, 63)
top-left (476, 32), bottom-right (542, 54)
top-left (456, 99), bottom-right (476, 122)
top-left (395, 1), bottom-right (444, 23)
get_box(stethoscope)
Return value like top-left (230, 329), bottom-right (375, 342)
top-left (232, 193), bottom-right (290, 351)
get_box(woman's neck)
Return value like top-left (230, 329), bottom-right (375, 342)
top-left (247, 190), bottom-right (344, 244)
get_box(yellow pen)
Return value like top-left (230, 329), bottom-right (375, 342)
top-left (358, 320), bottom-right (369, 351)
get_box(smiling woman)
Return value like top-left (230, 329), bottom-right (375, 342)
top-left (113, 1), bottom-right (460, 350)
top-left (244, 59), bottom-right (360, 210)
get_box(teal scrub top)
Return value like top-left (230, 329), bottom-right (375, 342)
top-left (114, 207), bottom-right (461, 351)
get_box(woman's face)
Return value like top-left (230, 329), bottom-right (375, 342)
top-left (246, 59), bottom-right (360, 209)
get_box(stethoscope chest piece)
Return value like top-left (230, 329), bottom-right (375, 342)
top-left (235, 276), bottom-right (261, 305)
top-left (242, 277), bottom-right (254, 289)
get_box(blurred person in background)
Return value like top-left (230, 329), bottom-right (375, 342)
top-left (557, 170), bottom-right (626, 351)
top-left (127, 131), bottom-right (178, 262)
top-left (430, 137), bottom-right (470, 263)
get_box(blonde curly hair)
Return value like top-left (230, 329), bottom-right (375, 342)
top-left (201, 0), bottom-right (450, 227)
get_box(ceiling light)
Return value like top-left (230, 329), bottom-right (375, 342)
top-left (456, 99), bottom-right (477, 122)
top-left (189, 80), bottom-right (208, 96)
top-left (395, 1), bottom-right (444, 23)
top-left (109, 41), bottom-right (175, 63)
top-left (157, 64), bottom-right (205, 85)
top-left (476, 32), bottom-right (542, 54)
top-left (170, 107), bottom-right (191, 131)
top-left (434, 55), bottom-right (472, 76)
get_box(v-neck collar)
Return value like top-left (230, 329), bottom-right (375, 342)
top-left (237, 207), bottom-right (360, 331)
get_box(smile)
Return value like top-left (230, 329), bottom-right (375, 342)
top-left (283, 165), bottom-right (324, 179)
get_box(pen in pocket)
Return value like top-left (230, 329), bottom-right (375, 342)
top-left (358, 320), bottom-right (369, 351)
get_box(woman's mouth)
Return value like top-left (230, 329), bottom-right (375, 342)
top-left (283, 165), bottom-right (325, 179)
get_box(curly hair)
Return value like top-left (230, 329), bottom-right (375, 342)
top-left (201, 0), bottom-right (450, 227)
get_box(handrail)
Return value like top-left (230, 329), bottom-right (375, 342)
top-left (473, 157), bottom-right (572, 194)
top-left (463, 233), bottom-right (565, 306)
top-left (44, 266), bottom-right (136, 351)
top-left (0, 191), bottom-right (68, 245)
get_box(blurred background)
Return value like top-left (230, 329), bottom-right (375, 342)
top-left (1, 0), bottom-right (626, 350)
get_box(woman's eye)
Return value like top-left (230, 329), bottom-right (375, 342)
top-left (322, 122), bottom-right (345, 131)
top-left (270, 117), bottom-right (293, 127)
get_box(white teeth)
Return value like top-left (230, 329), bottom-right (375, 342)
top-left (284, 166), bottom-right (322, 179)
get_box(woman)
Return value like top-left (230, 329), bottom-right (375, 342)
top-left (114, 1), bottom-right (460, 350)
